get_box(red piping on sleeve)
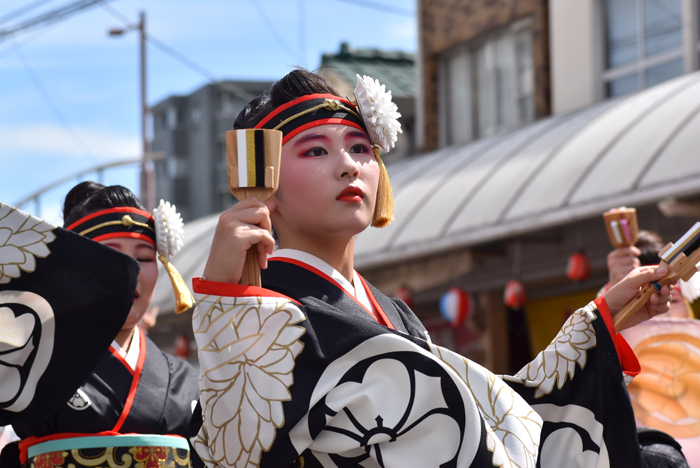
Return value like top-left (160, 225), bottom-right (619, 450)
top-left (192, 278), bottom-right (301, 305)
top-left (594, 295), bottom-right (640, 377)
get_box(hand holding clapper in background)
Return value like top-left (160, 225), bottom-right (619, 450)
top-left (612, 221), bottom-right (700, 331)
top-left (226, 129), bottom-right (282, 287)
top-left (603, 207), bottom-right (639, 248)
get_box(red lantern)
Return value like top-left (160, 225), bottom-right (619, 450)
top-left (395, 285), bottom-right (413, 308)
top-left (504, 280), bottom-right (526, 309)
top-left (567, 252), bottom-right (590, 282)
top-left (440, 287), bottom-right (474, 327)
top-left (175, 334), bottom-right (191, 359)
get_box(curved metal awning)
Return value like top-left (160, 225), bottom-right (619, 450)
top-left (153, 71), bottom-right (700, 313)
top-left (355, 70), bottom-right (700, 266)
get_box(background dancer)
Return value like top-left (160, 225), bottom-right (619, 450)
top-left (0, 182), bottom-right (200, 468)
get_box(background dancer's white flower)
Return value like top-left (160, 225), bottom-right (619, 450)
top-left (153, 200), bottom-right (185, 260)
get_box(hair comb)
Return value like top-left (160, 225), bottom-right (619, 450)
top-left (226, 129), bottom-right (282, 287)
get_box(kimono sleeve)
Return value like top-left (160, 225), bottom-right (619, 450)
top-left (0, 205), bottom-right (138, 428)
top-left (190, 280), bottom-right (306, 467)
top-left (505, 296), bottom-right (644, 467)
top-left (189, 279), bottom-right (543, 468)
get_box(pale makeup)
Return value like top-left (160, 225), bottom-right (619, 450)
top-left (270, 125), bottom-right (379, 247)
top-left (99, 237), bottom-right (158, 342)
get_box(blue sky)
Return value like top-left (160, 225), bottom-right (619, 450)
top-left (0, 0), bottom-right (416, 224)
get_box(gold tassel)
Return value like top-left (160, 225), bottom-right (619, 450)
top-left (158, 253), bottom-right (194, 314)
top-left (371, 146), bottom-right (394, 228)
top-left (683, 298), bottom-right (695, 319)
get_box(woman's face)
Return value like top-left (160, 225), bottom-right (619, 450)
top-left (665, 284), bottom-right (688, 318)
top-left (99, 237), bottom-right (158, 330)
top-left (269, 124), bottom-right (379, 243)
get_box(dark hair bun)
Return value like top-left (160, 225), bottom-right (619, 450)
top-left (233, 68), bottom-right (341, 130)
top-left (63, 181), bottom-right (145, 227)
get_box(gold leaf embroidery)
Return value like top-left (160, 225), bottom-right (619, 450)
top-left (0, 204), bottom-right (56, 285)
top-left (430, 343), bottom-right (541, 468)
top-left (514, 304), bottom-right (597, 398)
top-left (193, 295), bottom-right (305, 467)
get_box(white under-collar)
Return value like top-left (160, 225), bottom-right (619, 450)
top-left (270, 248), bottom-right (375, 313)
top-left (111, 328), bottom-right (141, 371)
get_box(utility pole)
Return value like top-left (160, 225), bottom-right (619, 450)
top-left (110, 10), bottom-right (154, 211)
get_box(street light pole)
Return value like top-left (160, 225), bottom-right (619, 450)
top-left (109, 10), bottom-right (154, 211)
top-left (138, 11), bottom-right (155, 211)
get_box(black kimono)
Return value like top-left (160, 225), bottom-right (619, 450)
top-left (13, 330), bottom-right (198, 439)
top-left (0, 204), bottom-right (199, 467)
top-left (191, 250), bottom-right (643, 467)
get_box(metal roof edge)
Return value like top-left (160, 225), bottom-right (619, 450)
top-left (355, 176), bottom-right (700, 270)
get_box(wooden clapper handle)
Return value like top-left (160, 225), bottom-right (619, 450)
top-left (226, 129), bottom-right (282, 287)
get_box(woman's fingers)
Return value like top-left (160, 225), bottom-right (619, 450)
top-left (203, 197), bottom-right (274, 283)
top-left (604, 265), bottom-right (666, 312)
top-left (257, 238), bottom-right (274, 270)
top-left (220, 199), bottom-right (272, 233)
top-left (605, 265), bottom-right (672, 330)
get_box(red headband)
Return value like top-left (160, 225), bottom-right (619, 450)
top-left (254, 93), bottom-right (369, 144)
top-left (66, 207), bottom-right (156, 246)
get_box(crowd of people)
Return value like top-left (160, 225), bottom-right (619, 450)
top-left (0, 68), bottom-right (694, 467)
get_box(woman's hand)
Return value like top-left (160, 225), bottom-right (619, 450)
top-left (604, 265), bottom-right (672, 330)
top-left (202, 198), bottom-right (275, 284)
top-left (607, 246), bottom-right (641, 286)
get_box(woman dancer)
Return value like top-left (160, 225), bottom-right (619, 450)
top-left (6, 182), bottom-right (200, 467)
top-left (191, 69), bottom-right (672, 467)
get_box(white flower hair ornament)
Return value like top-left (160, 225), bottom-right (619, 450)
top-left (679, 269), bottom-right (700, 304)
top-left (354, 74), bottom-right (402, 152)
top-left (154, 200), bottom-right (193, 314)
top-left (353, 74), bottom-right (401, 228)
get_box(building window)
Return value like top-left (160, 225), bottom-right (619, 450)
top-left (438, 19), bottom-right (534, 146)
top-left (220, 92), bottom-right (234, 115)
top-left (166, 106), bottom-right (179, 130)
top-left (155, 111), bottom-right (167, 131)
top-left (603, 0), bottom-right (685, 97)
top-left (191, 106), bottom-right (202, 125)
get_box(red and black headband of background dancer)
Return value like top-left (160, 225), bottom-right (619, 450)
top-left (66, 207), bottom-right (157, 246)
top-left (254, 93), bottom-right (369, 144)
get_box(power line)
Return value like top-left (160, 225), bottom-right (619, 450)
top-left (12, 41), bottom-right (98, 163)
top-left (0, 0), bottom-right (57, 26)
top-left (148, 35), bottom-right (256, 101)
top-left (100, 3), bottom-right (256, 102)
top-left (331, 0), bottom-right (414, 17)
top-left (0, 0), bottom-right (113, 44)
top-left (247, 0), bottom-right (298, 60)
top-left (0, 22), bottom-right (54, 60)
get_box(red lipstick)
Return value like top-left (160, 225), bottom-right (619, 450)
top-left (337, 186), bottom-right (364, 203)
